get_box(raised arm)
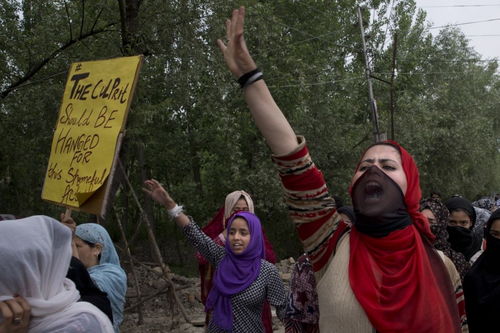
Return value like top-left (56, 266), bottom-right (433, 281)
top-left (59, 212), bottom-right (79, 259)
top-left (143, 179), bottom-right (225, 265)
top-left (143, 179), bottom-right (190, 228)
top-left (218, 8), bottom-right (343, 279)
top-left (217, 7), bottom-right (298, 156)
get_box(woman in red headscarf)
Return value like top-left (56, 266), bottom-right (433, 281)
top-left (217, 7), bottom-right (466, 332)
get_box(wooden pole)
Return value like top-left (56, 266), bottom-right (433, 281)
top-left (357, 6), bottom-right (385, 142)
top-left (114, 208), bottom-right (144, 325)
top-left (117, 159), bottom-right (191, 323)
top-left (390, 33), bottom-right (398, 141)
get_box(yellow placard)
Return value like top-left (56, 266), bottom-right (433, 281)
top-left (42, 55), bottom-right (142, 214)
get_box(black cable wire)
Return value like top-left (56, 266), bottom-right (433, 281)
top-left (430, 17), bottom-right (500, 29)
top-left (422, 4), bottom-right (500, 8)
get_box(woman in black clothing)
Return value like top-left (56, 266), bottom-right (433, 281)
top-left (463, 210), bottom-right (500, 332)
top-left (60, 213), bottom-right (114, 323)
top-left (445, 197), bottom-right (483, 262)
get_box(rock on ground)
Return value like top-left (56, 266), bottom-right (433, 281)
top-left (120, 258), bottom-right (295, 332)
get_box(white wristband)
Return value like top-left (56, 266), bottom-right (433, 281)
top-left (167, 204), bottom-right (184, 218)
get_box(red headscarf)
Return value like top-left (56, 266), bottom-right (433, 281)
top-left (348, 141), bottom-right (461, 333)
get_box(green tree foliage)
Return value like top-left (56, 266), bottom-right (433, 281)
top-left (371, 2), bottom-right (499, 199)
top-left (0, 0), bottom-right (121, 217)
top-left (0, 0), bottom-right (498, 273)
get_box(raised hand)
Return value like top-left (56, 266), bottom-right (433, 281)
top-left (60, 212), bottom-right (76, 234)
top-left (143, 179), bottom-right (190, 227)
top-left (143, 179), bottom-right (176, 209)
top-left (217, 6), bottom-right (257, 78)
top-left (217, 7), bottom-right (298, 156)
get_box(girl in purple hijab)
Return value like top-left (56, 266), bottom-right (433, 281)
top-left (144, 179), bottom-right (287, 332)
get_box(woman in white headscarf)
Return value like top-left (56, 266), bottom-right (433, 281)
top-left (0, 215), bottom-right (113, 333)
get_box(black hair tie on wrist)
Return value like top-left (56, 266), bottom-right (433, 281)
top-left (237, 68), bottom-right (263, 89)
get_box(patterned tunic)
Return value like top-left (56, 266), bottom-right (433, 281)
top-left (183, 221), bottom-right (287, 332)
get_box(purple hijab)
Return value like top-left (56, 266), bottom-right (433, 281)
top-left (206, 211), bottom-right (265, 330)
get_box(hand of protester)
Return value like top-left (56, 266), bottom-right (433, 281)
top-left (0, 297), bottom-right (31, 333)
top-left (60, 213), bottom-right (76, 234)
top-left (217, 6), bottom-right (257, 78)
top-left (143, 179), bottom-right (176, 209)
top-left (59, 212), bottom-right (79, 258)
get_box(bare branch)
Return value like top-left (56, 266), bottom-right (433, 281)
top-left (91, 7), bottom-right (104, 32)
top-left (114, 207), bottom-right (144, 324)
top-left (79, 0), bottom-right (85, 37)
top-left (0, 22), bottom-right (117, 100)
top-left (4, 70), bottom-right (67, 92)
top-left (117, 0), bottom-right (129, 51)
top-left (64, 1), bottom-right (73, 41)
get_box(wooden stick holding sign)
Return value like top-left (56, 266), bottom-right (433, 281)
top-left (42, 55), bottom-right (143, 218)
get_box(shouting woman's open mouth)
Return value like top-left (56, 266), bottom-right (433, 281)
top-left (364, 181), bottom-right (383, 200)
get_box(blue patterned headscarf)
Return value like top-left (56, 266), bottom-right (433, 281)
top-left (76, 223), bottom-right (127, 332)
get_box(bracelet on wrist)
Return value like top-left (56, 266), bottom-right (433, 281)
top-left (167, 204), bottom-right (184, 219)
top-left (237, 68), bottom-right (263, 89)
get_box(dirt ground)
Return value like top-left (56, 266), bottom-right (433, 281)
top-left (120, 258), bottom-right (295, 332)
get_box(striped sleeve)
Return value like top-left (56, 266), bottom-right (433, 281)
top-left (456, 283), bottom-right (468, 332)
top-left (446, 258), bottom-right (468, 332)
top-left (440, 252), bottom-right (469, 332)
top-left (271, 136), bottom-right (346, 274)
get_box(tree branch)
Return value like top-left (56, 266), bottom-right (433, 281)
top-left (117, 0), bottom-right (129, 51)
top-left (79, 0), bottom-right (85, 37)
top-left (64, 1), bottom-right (73, 41)
top-left (91, 7), bottom-right (104, 32)
top-left (0, 22), bottom-right (117, 100)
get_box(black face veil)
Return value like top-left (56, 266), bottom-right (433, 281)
top-left (351, 165), bottom-right (411, 237)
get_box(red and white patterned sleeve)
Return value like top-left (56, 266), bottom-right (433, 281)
top-left (271, 136), bottom-right (348, 274)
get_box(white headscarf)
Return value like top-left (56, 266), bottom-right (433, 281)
top-left (0, 215), bottom-right (113, 332)
top-left (223, 190), bottom-right (254, 223)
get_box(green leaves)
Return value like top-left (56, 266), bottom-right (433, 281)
top-left (0, 0), bottom-right (498, 262)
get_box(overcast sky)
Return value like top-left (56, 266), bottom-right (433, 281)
top-left (414, 0), bottom-right (500, 60)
